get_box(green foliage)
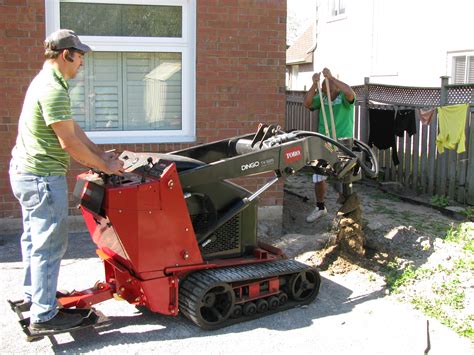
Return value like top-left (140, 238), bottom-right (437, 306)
top-left (383, 262), bottom-right (416, 293)
top-left (382, 254), bottom-right (473, 340)
top-left (460, 207), bottom-right (474, 221)
top-left (431, 194), bottom-right (450, 208)
top-left (444, 223), bottom-right (474, 252)
top-left (411, 297), bottom-right (473, 339)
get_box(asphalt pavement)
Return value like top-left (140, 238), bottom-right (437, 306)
top-left (0, 232), bottom-right (472, 354)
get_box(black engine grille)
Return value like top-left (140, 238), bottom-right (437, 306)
top-left (202, 214), bottom-right (240, 255)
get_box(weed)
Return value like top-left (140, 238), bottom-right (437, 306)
top-left (444, 222), bottom-right (474, 251)
top-left (382, 254), bottom-right (473, 340)
top-left (433, 279), bottom-right (465, 310)
top-left (411, 296), bottom-right (473, 340)
top-left (460, 207), bottom-right (474, 221)
top-left (431, 194), bottom-right (449, 208)
top-left (383, 262), bottom-right (416, 293)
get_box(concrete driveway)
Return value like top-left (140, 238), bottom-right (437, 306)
top-left (0, 232), bottom-right (471, 354)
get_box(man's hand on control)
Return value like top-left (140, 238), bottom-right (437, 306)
top-left (103, 158), bottom-right (124, 176)
top-left (101, 150), bottom-right (119, 161)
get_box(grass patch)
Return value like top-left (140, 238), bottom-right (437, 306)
top-left (383, 262), bottom-right (417, 293)
top-left (382, 253), bottom-right (473, 340)
top-left (443, 223), bottom-right (474, 252)
top-left (411, 296), bottom-right (473, 339)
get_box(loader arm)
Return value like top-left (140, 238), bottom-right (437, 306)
top-left (113, 125), bottom-right (377, 251)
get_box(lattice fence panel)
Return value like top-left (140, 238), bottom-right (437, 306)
top-left (447, 85), bottom-right (474, 104)
top-left (368, 84), bottom-right (441, 106)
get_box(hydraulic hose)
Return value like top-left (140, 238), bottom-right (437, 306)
top-left (292, 130), bottom-right (378, 178)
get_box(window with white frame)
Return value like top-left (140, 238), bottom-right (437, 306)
top-left (451, 53), bottom-right (474, 84)
top-left (46, 0), bottom-right (196, 144)
top-left (329, 0), bottom-right (345, 18)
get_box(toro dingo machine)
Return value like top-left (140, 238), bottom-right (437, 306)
top-left (10, 124), bottom-right (377, 340)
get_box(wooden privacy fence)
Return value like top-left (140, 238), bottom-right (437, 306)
top-left (286, 78), bottom-right (474, 205)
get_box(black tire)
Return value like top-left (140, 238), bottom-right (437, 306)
top-left (268, 296), bottom-right (279, 310)
top-left (278, 292), bottom-right (288, 305)
top-left (242, 302), bottom-right (257, 316)
top-left (230, 304), bottom-right (243, 319)
top-left (256, 299), bottom-right (268, 313)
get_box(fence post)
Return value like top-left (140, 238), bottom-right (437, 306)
top-left (437, 76), bottom-right (450, 197)
top-left (359, 77), bottom-right (370, 142)
top-left (440, 76), bottom-right (449, 105)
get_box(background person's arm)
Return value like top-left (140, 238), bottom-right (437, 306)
top-left (322, 68), bottom-right (355, 103)
top-left (304, 72), bottom-right (321, 109)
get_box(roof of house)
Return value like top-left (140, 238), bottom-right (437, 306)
top-left (286, 23), bottom-right (316, 65)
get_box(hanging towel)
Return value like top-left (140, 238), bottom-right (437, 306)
top-left (368, 108), bottom-right (399, 165)
top-left (418, 108), bottom-right (435, 125)
top-left (395, 109), bottom-right (417, 137)
top-left (436, 103), bottom-right (469, 154)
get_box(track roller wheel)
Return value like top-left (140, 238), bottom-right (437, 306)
top-left (268, 296), bottom-right (280, 310)
top-left (243, 302), bottom-right (257, 316)
top-left (256, 299), bottom-right (268, 313)
top-left (289, 269), bottom-right (321, 302)
top-left (195, 283), bottom-right (235, 328)
top-left (230, 304), bottom-right (242, 319)
top-left (278, 292), bottom-right (288, 305)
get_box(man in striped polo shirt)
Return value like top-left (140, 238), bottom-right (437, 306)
top-left (9, 29), bottom-right (124, 331)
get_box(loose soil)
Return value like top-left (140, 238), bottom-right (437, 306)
top-left (258, 173), bottom-right (474, 341)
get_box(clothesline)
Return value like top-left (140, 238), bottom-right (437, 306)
top-left (367, 101), bottom-right (474, 110)
top-left (367, 103), bottom-right (469, 165)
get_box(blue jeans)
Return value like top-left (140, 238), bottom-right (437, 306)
top-left (9, 160), bottom-right (69, 323)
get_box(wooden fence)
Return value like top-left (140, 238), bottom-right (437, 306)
top-left (286, 78), bottom-right (474, 205)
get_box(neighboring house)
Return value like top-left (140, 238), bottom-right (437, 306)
top-left (0, 0), bottom-right (287, 221)
top-left (286, 23), bottom-right (316, 91)
top-left (290, 0), bottom-right (474, 87)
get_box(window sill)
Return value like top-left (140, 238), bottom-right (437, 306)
top-left (87, 131), bottom-right (196, 144)
top-left (327, 14), bottom-right (347, 23)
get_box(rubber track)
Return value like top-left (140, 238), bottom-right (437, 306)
top-left (179, 259), bottom-right (320, 330)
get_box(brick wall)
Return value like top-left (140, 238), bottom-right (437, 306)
top-left (0, 0), bottom-right (287, 218)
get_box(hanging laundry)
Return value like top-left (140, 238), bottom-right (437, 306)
top-left (418, 108), bottom-right (435, 125)
top-left (395, 109), bottom-right (417, 137)
top-left (368, 108), bottom-right (399, 165)
top-left (436, 103), bottom-right (469, 154)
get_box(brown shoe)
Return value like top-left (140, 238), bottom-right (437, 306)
top-left (30, 310), bottom-right (83, 331)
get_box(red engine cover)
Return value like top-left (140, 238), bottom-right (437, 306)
top-left (80, 163), bottom-right (203, 279)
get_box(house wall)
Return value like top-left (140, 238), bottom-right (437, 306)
top-left (286, 63), bottom-right (315, 91)
top-left (314, 0), bottom-right (474, 86)
top-left (0, 0), bottom-right (287, 220)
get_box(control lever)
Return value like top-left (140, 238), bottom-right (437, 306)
top-left (250, 123), bottom-right (268, 148)
top-left (141, 157), bottom-right (155, 183)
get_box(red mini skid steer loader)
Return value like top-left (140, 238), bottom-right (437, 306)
top-left (9, 124), bottom-right (377, 341)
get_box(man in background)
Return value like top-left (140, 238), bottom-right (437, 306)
top-left (303, 68), bottom-right (356, 223)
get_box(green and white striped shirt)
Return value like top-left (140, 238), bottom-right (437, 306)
top-left (12, 65), bottom-right (72, 175)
